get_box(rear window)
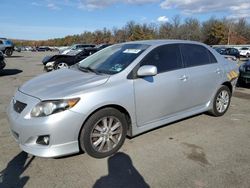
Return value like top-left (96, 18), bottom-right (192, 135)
top-left (181, 44), bottom-right (216, 67)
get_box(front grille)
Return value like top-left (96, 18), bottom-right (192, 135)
top-left (13, 100), bottom-right (27, 113)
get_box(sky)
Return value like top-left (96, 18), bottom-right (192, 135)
top-left (0, 0), bottom-right (250, 40)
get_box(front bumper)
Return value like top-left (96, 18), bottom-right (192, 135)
top-left (7, 90), bottom-right (86, 157)
top-left (44, 61), bottom-right (55, 72)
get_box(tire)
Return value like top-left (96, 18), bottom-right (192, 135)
top-left (209, 85), bottom-right (231, 117)
top-left (5, 48), bottom-right (13, 57)
top-left (79, 108), bottom-right (128, 158)
top-left (55, 62), bottom-right (69, 69)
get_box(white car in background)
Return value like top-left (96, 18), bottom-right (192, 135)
top-left (239, 47), bottom-right (250, 58)
top-left (60, 44), bottom-right (95, 54)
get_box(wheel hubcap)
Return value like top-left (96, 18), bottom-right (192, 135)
top-left (216, 90), bottom-right (229, 113)
top-left (90, 116), bottom-right (122, 153)
top-left (57, 62), bottom-right (68, 69)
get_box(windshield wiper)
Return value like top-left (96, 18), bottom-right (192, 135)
top-left (78, 65), bottom-right (101, 75)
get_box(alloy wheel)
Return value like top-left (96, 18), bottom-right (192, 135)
top-left (90, 116), bottom-right (123, 153)
top-left (56, 62), bottom-right (68, 69)
top-left (216, 90), bottom-right (230, 113)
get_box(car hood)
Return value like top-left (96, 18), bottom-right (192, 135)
top-left (42, 55), bottom-right (74, 64)
top-left (19, 68), bottom-right (109, 100)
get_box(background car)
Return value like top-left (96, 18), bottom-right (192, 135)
top-left (221, 48), bottom-right (240, 59)
top-left (0, 51), bottom-right (6, 70)
top-left (60, 44), bottom-right (95, 54)
top-left (239, 47), bottom-right (250, 58)
top-left (214, 47), bottom-right (240, 59)
top-left (0, 38), bottom-right (14, 56)
top-left (36, 46), bottom-right (53, 52)
top-left (238, 60), bottom-right (250, 85)
top-left (42, 47), bottom-right (99, 71)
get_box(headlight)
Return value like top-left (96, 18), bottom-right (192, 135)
top-left (31, 98), bottom-right (80, 117)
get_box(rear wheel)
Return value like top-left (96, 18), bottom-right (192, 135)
top-left (79, 108), bottom-right (127, 158)
top-left (209, 85), bottom-right (231, 116)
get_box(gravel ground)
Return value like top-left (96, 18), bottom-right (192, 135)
top-left (0, 52), bottom-right (250, 188)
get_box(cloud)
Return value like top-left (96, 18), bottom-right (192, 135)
top-left (160, 0), bottom-right (250, 18)
top-left (31, 2), bottom-right (41, 6)
top-left (157, 16), bottom-right (169, 22)
top-left (47, 3), bottom-right (60, 10)
top-left (78, 0), bottom-right (159, 10)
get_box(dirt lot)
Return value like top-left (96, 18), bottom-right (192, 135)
top-left (0, 52), bottom-right (250, 188)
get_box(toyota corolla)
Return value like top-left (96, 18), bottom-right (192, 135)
top-left (7, 40), bottom-right (238, 158)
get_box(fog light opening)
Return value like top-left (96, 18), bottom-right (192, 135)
top-left (36, 135), bottom-right (50, 145)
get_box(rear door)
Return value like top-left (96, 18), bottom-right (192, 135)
top-left (180, 44), bottom-right (222, 108)
top-left (133, 44), bottom-right (190, 127)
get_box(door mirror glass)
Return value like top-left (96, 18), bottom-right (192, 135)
top-left (137, 65), bottom-right (157, 77)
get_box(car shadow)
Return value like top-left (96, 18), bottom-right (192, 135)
top-left (93, 152), bottom-right (150, 188)
top-left (0, 152), bottom-right (35, 188)
top-left (5, 56), bottom-right (23, 58)
top-left (0, 69), bottom-right (23, 76)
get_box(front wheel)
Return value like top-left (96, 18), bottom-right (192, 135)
top-left (209, 85), bottom-right (231, 116)
top-left (79, 108), bottom-right (128, 158)
top-left (5, 48), bottom-right (13, 57)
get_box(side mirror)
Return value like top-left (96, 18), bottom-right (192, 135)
top-left (137, 65), bottom-right (157, 77)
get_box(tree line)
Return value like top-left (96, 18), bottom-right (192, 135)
top-left (14, 16), bottom-right (250, 47)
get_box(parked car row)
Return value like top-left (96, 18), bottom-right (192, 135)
top-left (8, 40), bottom-right (239, 159)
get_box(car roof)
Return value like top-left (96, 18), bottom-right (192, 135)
top-left (123, 39), bottom-right (207, 47)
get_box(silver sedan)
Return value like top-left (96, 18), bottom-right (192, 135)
top-left (7, 40), bottom-right (239, 158)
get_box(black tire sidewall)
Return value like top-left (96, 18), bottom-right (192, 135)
top-left (79, 108), bottom-right (128, 158)
top-left (5, 48), bottom-right (13, 56)
top-left (212, 86), bottom-right (231, 116)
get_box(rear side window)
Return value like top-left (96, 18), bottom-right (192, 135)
top-left (140, 44), bottom-right (183, 73)
top-left (208, 51), bottom-right (217, 63)
top-left (0, 40), bottom-right (3, 45)
top-left (181, 44), bottom-right (216, 67)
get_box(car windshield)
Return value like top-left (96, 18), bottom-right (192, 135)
top-left (78, 43), bottom-right (149, 75)
top-left (4, 40), bottom-right (13, 45)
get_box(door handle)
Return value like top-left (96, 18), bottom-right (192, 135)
top-left (179, 75), bottom-right (188, 81)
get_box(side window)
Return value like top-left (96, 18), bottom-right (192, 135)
top-left (208, 51), bottom-right (217, 64)
top-left (0, 40), bottom-right (3, 45)
top-left (181, 44), bottom-right (212, 67)
top-left (140, 44), bottom-right (183, 73)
